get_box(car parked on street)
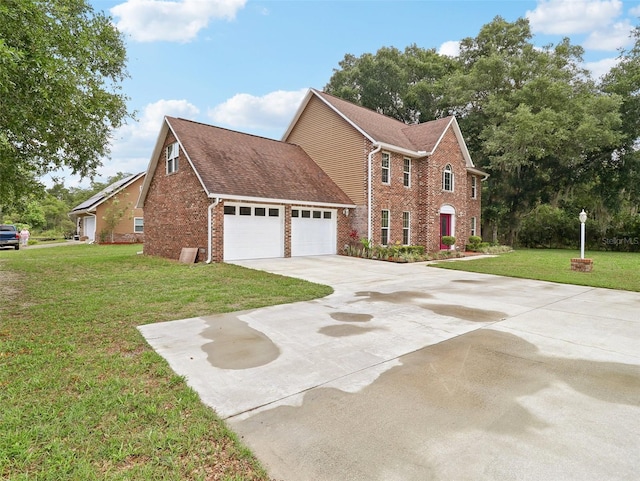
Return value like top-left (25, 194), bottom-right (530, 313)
top-left (0, 224), bottom-right (20, 250)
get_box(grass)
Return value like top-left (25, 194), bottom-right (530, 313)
top-left (0, 244), bottom-right (332, 480)
top-left (431, 248), bottom-right (640, 292)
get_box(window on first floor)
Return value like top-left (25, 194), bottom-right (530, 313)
top-left (471, 216), bottom-right (477, 236)
top-left (381, 210), bottom-right (390, 245)
top-left (443, 163), bottom-right (454, 192)
top-left (134, 217), bottom-right (144, 233)
top-left (402, 211), bottom-right (410, 245)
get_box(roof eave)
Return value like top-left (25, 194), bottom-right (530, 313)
top-left (207, 192), bottom-right (356, 209)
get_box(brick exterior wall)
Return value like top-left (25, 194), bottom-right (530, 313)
top-left (144, 132), bottom-right (212, 261)
top-left (362, 128), bottom-right (482, 252)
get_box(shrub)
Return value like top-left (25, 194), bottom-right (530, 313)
top-left (441, 236), bottom-right (456, 248)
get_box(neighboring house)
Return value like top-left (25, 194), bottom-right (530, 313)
top-left (138, 89), bottom-right (487, 262)
top-left (69, 173), bottom-right (145, 243)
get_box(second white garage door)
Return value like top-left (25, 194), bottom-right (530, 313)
top-left (223, 203), bottom-right (284, 261)
top-left (291, 208), bottom-right (337, 256)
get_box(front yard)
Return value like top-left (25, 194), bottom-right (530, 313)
top-left (431, 248), bottom-right (640, 292)
top-left (0, 244), bottom-right (331, 480)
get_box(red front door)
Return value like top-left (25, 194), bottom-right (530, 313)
top-left (440, 214), bottom-right (452, 249)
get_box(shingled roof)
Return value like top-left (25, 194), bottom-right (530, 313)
top-left (285, 89), bottom-right (485, 176)
top-left (139, 117), bottom-right (355, 207)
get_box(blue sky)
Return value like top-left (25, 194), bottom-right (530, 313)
top-left (65, 0), bottom-right (640, 187)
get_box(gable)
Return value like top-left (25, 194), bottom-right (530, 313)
top-left (286, 89), bottom-right (486, 177)
top-left (70, 172), bottom-right (145, 215)
top-left (138, 117), bottom-right (354, 208)
top-left (285, 95), bottom-right (366, 204)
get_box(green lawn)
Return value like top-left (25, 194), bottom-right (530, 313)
top-left (0, 244), bottom-right (332, 480)
top-left (431, 248), bottom-right (640, 292)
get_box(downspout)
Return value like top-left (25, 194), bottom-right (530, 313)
top-left (205, 198), bottom-right (221, 264)
top-left (367, 144), bottom-right (382, 242)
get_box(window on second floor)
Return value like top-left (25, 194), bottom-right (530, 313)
top-left (381, 210), bottom-right (389, 245)
top-left (443, 164), bottom-right (454, 192)
top-left (381, 152), bottom-right (390, 184)
top-left (471, 175), bottom-right (477, 199)
top-left (166, 142), bottom-right (179, 174)
top-left (403, 158), bottom-right (411, 187)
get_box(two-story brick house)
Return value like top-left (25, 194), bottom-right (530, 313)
top-left (283, 89), bottom-right (487, 251)
top-left (138, 89), bottom-right (486, 262)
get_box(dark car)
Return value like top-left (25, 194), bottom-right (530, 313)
top-left (0, 224), bottom-right (20, 250)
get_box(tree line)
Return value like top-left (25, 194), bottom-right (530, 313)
top-left (325, 17), bottom-right (640, 250)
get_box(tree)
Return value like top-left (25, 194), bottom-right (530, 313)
top-left (326, 45), bottom-right (457, 123)
top-left (0, 0), bottom-right (130, 207)
top-left (101, 193), bottom-right (131, 243)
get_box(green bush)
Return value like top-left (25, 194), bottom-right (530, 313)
top-left (441, 236), bottom-right (456, 247)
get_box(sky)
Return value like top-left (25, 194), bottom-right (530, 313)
top-left (58, 0), bottom-right (640, 188)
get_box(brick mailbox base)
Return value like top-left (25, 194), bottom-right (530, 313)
top-left (571, 258), bottom-right (594, 272)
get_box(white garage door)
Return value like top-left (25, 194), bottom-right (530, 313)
top-left (224, 204), bottom-right (284, 261)
top-left (291, 208), bottom-right (337, 256)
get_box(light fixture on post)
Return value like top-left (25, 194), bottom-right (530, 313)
top-left (579, 209), bottom-right (587, 259)
top-left (571, 209), bottom-right (593, 272)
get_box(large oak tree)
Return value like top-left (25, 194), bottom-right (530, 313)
top-left (0, 0), bottom-right (130, 208)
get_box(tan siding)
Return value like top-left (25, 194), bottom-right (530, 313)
top-left (286, 96), bottom-right (366, 205)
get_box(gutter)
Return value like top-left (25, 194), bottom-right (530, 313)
top-left (205, 198), bottom-right (221, 264)
top-left (367, 144), bottom-right (382, 241)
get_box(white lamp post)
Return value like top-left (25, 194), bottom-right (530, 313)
top-left (579, 209), bottom-right (587, 259)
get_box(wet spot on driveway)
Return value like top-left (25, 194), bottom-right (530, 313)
top-left (353, 290), bottom-right (432, 304)
top-left (330, 312), bottom-right (373, 323)
top-left (423, 303), bottom-right (507, 322)
top-left (319, 324), bottom-right (382, 337)
top-left (232, 329), bottom-right (640, 480)
top-left (200, 313), bottom-right (279, 370)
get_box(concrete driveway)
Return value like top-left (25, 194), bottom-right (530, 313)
top-left (139, 255), bottom-right (640, 481)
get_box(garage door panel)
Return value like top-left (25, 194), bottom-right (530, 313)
top-left (291, 209), bottom-right (336, 256)
top-left (224, 204), bottom-right (283, 261)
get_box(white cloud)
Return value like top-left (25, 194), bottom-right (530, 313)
top-left (630, 5), bottom-right (640, 16)
top-left (438, 41), bottom-right (460, 57)
top-left (111, 0), bottom-right (247, 43)
top-left (527, 0), bottom-right (622, 35)
top-left (583, 19), bottom-right (634, 50)
top-left (208, 88), bottom-right (308, 132)
top-left (585, 56), bottom-right (619, 78)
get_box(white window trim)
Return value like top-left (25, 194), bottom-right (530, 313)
top-left (471, 175), bottom-right (477, 199)
top-left (134, 217), bottom-right (144, 233)
top-left (443, 164), bottom-right (454, 192)
top-left (381, 152), bottom-right (390, 185)
top-left (166, 142), bottom-right (179, 174)
top-left (471, 216), bottom-right (477, 236)
top-left (402, 211), bottom-right (410, 245)
top-left (403, 158), bottom-right (411, 187)
top-left (381, 209), bottom-right (390, 245)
